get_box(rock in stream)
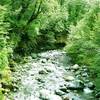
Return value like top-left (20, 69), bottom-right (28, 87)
top-left (7, 50), bottom-right (96, 100)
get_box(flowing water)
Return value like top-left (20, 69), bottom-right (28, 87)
top-left (8, 50), bottom-right (96, 100)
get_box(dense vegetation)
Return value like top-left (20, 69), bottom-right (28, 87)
top-left (0, 5), bottom-right (12, 99)
top-left (64, 0), bottom-right (100, 88)
top-left (0, 0), bottom-right (100, 99)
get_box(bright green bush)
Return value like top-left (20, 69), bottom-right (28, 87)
top-left (64, 0), bottom-right (100, 88)
top-left (65, 0), bottom-right (88, 25)
top-left (0, 5), bottom-right (12, 99)
top-left (65, 0), bottom-right (100, 64)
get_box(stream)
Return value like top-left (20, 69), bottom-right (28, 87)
top-left (8, 50), bottom-right (96, 100)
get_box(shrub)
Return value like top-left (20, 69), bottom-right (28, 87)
top-left (0, 5), bottom-right (11, 99)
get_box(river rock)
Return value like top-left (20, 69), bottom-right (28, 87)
top-left (82, 65), bottom-right (87, 69)
top-left (85, 82), bottom-right (95, 89)
top-left (71, 64), bottom-right (79, 70)
top-left (55, 90), bottom-right (65, 96)
top-left (40, 89), bottom-right (62, 100)
top-left (62, 93), bottom-right (81, 100)
top-left (40, 59), bottom-right (47, 63)
top-left (66, 80), bottom-right (84, 90)
top-left (36, 77), bottom-right (45, 83)
top-left (63, 96), bottom-right (69, 100)
top-left (40, 89), bottom-right (51, 99)
top-left (82, 72), bottom-right (88, 77)
top-left (75, 71), bottom-right (81, 75)
top-left (95, 92), bottom-right (100, 98)
top-left (60, 87), bottom-right (68, 93)
top-left (64, 76), bottom-right (75, 81)
top-left (49, 94), bottom-right (62, 100)
top-left (31, 53), bottom-right (38, 59)
top-left (65, 67), bottom-right (70, 70)
top-left (84, 87), bottom-right (93, 94)
top-left (82, 68), bottom-right (89, 72)
top-left (84, 79), bottom-right (90, 83)
top-left (39, 69), bottom-right (48, 74)
top-left (44, 67), bottom-right (55, 72)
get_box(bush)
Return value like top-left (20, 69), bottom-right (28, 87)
top-left (0, 5), bottom-right (12, 99)
top-left (64, 1), bottom-right (100, 88)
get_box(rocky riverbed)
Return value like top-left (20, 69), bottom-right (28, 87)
top-left (7, 50), bottom-right (97, 100)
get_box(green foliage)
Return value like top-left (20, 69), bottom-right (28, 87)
top-left (7, 0), bottom-right (69, 55)
top-left (65, 0), bottom-right (100, 87)
top-left (65, 1), bottom-right (100, 64)
top-left (0, 5), bottom-right (11, 99)
top-left (0, 91), bottom-right (5, 100)
top-left (65, 0), bottom-right (88, 25)
top-left (0, 0), bottom-right (11, 5)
